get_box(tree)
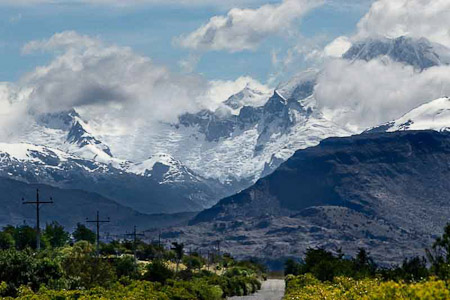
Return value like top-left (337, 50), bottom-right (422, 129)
top-left (61, 241), bottom-right (116, 289)
top-left (171, 242), bottom-right (184, 274)
top-left (183, 254), bottom-right (204, 271)
top-left (72, 223), bottom-right (96, 244)
top-left (13, 225), bottom-right (37, 250)
top-left (284, 259), bottom-right (301, 276)
top-left (426, 223), bottom-right (450, 279)
top-left (43, 222), bottom-right (69, 248)
top-left (114, 256), bottom-right (140, 279)
top-left (0, 232), bottom-right (15, 250)
top-left (0, 249), bottom-right (62, 296)
top-left (144, 259), bottom-right (174, 283)
top-left (353, 248), bottom-right (376, 277)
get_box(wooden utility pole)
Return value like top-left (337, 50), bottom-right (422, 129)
top-left (22, 189), bottom-right (53, 251)
top-left (125, 226), bottom-right (144, 262)
top-left (86, 211), bottom-right (110, 254)
top-left (216, 240), bottom-right (221, 256)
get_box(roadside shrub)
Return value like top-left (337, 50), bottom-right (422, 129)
top-left (144, 259), bottom-right (174, 283)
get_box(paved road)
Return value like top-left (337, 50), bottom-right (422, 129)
top-left (228, 279), bottom-right (285, 300)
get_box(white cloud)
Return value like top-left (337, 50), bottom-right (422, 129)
top-left (323, 36), bottom-right (352, 58)
top-left (2, 31), bottom-right (269, 137)
top-left (311, 0), bottom-right (450, 132)
top-left (315, 58), bottom-right (450, 132)
top-left (20, 31), bottom-right (210, 126)
top-left (356, 0), bottom-right (450, 48)
top-left (177, 0), bottom-right (323, 52)
top-left (207, 76), bottom-right (272, 109)
top-left (0, 83), bottom-right (32, 141)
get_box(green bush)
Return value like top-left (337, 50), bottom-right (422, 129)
top-left (0, 249), bottom-right (62, 296)
top-left (113, 256), bottom-right (140, 279)
top-left (144, 260), bottom-right (174, 283)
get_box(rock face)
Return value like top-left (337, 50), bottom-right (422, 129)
top-left (156, 131), bottom-right (450, 265)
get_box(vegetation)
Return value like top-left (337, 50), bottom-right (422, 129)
top-left (0, 223), bottom-right (264, 299)
top-left (284, 275), bottom-right (450, 300)
top-left (284, 223), bottom-right (450, 300)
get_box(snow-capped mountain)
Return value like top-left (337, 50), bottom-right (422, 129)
top-left (3, 35), bottom-right (447, 217)
top-left (33, 109), bottom-right (113, 162)
top-left (0, 141), bottom-right (224, 213)
top-left (368, 97), bottom-right (450, 133)
top-left (125, 70), bottom-right (352, 189)
top-left (343, 36), bottom-right (450, 69)
top-left (223, 85), bottom-right (273, 114)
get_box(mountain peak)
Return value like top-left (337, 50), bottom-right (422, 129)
top-left (343, 36), bottom-right (450, 70)
top-left (276, 69), bottom-right (318, 101)
top-left (223, 85), bottom-right (272, 113)
top-left (369, 97), bottom-right (450, 133)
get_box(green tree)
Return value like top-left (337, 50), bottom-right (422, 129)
top-left (353, 248), bottom-right (376, 278)
top-left (72, 223), bottom-right (96, 244)
top-left (13, 225), bottom-right (37, 250)
top-left (114, 256), bottom-right (140, 279)
top-left (43, 222), bottom-right (69, 248)
top-left (0, 249), bottom-right (62, 296)
top-left (284, 259), bottom-right (302, 276)
top-left (0, 231), bottom-right (15, 250)
top-left (427, 223), bottom-right (450, 279)
top-left (144, 259), bottom-right (174, 283)
top-left (183, 254), bottom-right (204, 271)
top-left (61, 241), bottom-right (116, 289)
top-left (171, 242), bottom-right (184, 274)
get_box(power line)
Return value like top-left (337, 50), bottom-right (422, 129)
top-left (22, 189), bottom-right (53, 251)
top-left (86, 211), bottom-right (110, 255)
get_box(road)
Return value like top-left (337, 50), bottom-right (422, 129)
top-left (228, 279), bottom-right (285, 300)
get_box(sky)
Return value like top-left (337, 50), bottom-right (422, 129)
top-left (0, 0), bottom-right (371, 83)
top-left (1, 0), bottom-right (450, 139)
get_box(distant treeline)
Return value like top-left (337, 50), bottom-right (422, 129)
top-left (284, 223), bottom-right (450, 282)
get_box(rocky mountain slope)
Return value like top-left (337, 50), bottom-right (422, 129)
top-left (156, 131), bottom-right (450, 265)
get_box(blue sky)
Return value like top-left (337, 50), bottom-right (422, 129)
top-left (0, 0), bottom-right (372, 84)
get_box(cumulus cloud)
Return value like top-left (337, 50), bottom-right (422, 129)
top-left (356, 0), bottom-right (450, 48)
top-left (311, 0), bottom-right (450, 132)
top-left (323, 36), bottom-right (352, 58)
top-left (1, 31), bottom-right (269, 138)
top-left (315, 58), bottom-right (450, 132)
top-left (20, 31), bottom-right (210, 125)
top-left (177, 0), bottom-right (323, 52)
top-left (0, 83), bottom-right (33, 140)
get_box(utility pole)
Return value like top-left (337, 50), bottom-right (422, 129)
top-left (216, 240), bottom-right (221, 256)
top-left (22, 189), bottom-right (53, 251)
top-left (158, 230), bottom-right (161, 248)
top-left (125, 226), bottom-right (144, 262)
top-left (86, 211), bottom-right (110, 255)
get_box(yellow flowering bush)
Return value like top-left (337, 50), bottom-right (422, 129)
top-left (284, 275), bottom-right (450, 300)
